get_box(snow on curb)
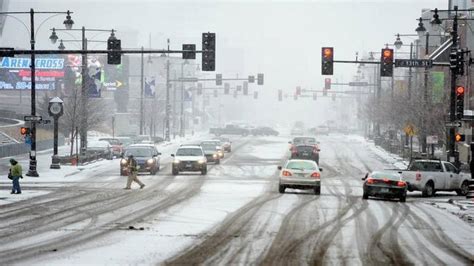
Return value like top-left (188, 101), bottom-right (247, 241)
top-left (426, 199), bottom-right (474, 226)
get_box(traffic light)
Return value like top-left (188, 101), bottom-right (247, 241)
top-left (455, 133), bottom-right (465, 142)
top-left (248, 75), bottom-right (255, 83)
top-left (213, 89), bottom-right (218, 98)
top-left (296, 86), bottom-right (301, 96)
top-left (449, 48), bottom-right (458, 71)
top-left (254, 91), bottom-right (258, 99)
top-left (243, 81), bottom-right (248, 95)
top-left (224, 83), bottom-right (230, 94)
top-left (197, 83), bottom-right (203, 95)
top-left (313, 93), bottom-right (317, 101)
top-left (457, 49), bottom-right (465, 76)
top-left (107, 38), bottom-right (121, 65)
top-left (321, 47), bottom-right (334, 75)
top-left (202, 32), bottom-right (216, 71)
top-left (380, 48), bottom-right (394, 77)
top-left (20, 127), bottom-right (30, 135)
top-left (455, 85), bottom-right (465, 120)
top-left (278, 90), bottom-right (283, 101)
top-left (216, 74), bottom-right (222, 86)
top-left (257, 73), bottom-right (264, 85)
top-left (324, 78), bottom-right (331, 90)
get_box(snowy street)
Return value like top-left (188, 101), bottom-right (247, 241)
top-left (0, 134), bottom-right (472, 265)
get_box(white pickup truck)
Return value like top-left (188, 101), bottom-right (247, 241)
top-left (396, 159), bottom-right (470, 197)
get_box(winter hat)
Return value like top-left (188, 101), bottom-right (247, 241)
top-left (9, 158), bottom-right (17, 164)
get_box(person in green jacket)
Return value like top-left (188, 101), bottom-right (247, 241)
top-left (9, 158), bottom-right (22, 194)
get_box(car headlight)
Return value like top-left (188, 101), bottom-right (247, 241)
top-left (120, 159), bottom-right (128, 165)
top-left (213, 154), bottom-right (217, 158)
top-left (147, 159), bottom-right (155, 165)
top-left (173, 159), bottom-right (181, 164)
top-left (198, 159), bottom-right (206, 164)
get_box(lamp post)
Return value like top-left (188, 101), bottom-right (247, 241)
top-left (50, 27), bottom-right (116, 157)
top-left (0, 9), bottom-right (74, 177)
top-left (48, 97), bottom-right (63, 169)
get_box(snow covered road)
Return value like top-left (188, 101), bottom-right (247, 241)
top-left (0, 134), bottom-right (473, 265)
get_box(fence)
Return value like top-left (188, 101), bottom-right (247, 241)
top-left (0, 138), bottom-right (64, 158)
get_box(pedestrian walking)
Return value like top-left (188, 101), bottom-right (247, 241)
top-left (124, 155), bottom-right (145, 189)
top-left (9, 158), bottom-right (22, 194)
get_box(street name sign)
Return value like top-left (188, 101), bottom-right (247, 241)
top-left (445, 121), bottom-right (462, 127)
top-left (24, 115), bottom-right (42, 122)
top-left (395, 59), bottom-right (433, 68)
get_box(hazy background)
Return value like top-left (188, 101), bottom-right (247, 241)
top-left (0, 0), bottom-right (448, 128)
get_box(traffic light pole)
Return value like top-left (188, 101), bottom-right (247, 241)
top-left (448, 12), bottom-right (458, 165)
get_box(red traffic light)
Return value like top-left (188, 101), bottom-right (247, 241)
top-left (455, 133), bottom-right (465, 142)
top-left (20, 127), bottom-right (30, 135)
top-left (323, 47), bottom-right (333, 58)
top-left (456, 86), bottom-right (465, 96)
top-left (383, 49), bottom-right (392, 58)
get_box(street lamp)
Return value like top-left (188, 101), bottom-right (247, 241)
top-left (58, 40), bottom-right (65, 50)
top-left (415, 17), bottom-right (426, 38)
top-left (0, 9), bottom-right (74, 177)
top-left (431, 8), bottom-right (442, 32)
top-left (394, 34), bottom-right (403, 49)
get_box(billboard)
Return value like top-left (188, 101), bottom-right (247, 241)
top-left (0, 56), bottom-right (66, 91)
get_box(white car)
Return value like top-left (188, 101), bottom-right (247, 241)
top-left (88, 140), bottom-right (113, 160)
top-left (278, 159), bottom-right (323, 195)
top-left (172, 145), bottom-right (207, 175)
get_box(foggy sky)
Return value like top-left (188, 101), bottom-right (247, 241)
top-left (1, 0), bottom-right (448, 127)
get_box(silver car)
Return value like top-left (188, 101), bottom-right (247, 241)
top-left (278, 159), bottom-right (322, 195)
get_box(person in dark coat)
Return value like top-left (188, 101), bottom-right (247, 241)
top-left (9, 158), bottom-right (22, 194)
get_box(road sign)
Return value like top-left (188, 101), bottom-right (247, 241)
top-left (38, 119), bottom-right (51, 124)
top-left (24, 115), bottom-right (42, 122)
top-left (426, 135), bottom-right (439, 144)
top-left (445, 121), bottom-right (462, 127)
top-left (348, 81), bottom-right (369, 86)
top-left (395, 59), bottom-right (433, 68)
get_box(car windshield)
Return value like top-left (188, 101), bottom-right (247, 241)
top-left (286, 161), bottom-right (317, 170)
top-left (293, 137), bottom-right (316, 145)
top-left (100, 138), bottom-right (120, 145)
top-left (176, 148), bottom-right (203, 156)
top-left (371, 172), bottom-right (400, 181)
top-left (201, 144), bottom-right (216, 151)
top-left (125, 148), bottom-right (153, 157)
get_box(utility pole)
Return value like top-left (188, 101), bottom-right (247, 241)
top-left (140, 46), bottom-right (144, 135)
top-left (180, 62), bottom-right (185, 137)
top-left (421, 32), bottom-right (431, 154)
top-left (80, 26), bottom-right (87, 157)
top-left (165, 39), bottom-right (171, 141)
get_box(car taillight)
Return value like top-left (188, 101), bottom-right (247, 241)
top-left (282, 170), bottom-right (292, 177)
top-left (367, 178), bottom-right (375, 184)
top-left (397, 181), bottom-right (406, 187)
top-left (383, 178), bottom-right (390, 183)
top-left (311, 172), bottom-right (320, 179)
top-left (415, 172), bottom-right (422, 181)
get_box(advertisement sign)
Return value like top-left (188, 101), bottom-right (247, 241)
top-left (0, 56), bottom-right (65, 91)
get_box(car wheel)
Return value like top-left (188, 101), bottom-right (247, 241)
top-left (172, 168), bottom-right (179, 175)
top-left (314, 186), bottom-right (321, 195)
top-left (362, 192), bottom-right (369, 199)
top-left (278, 184), bottom-right (285, 193)
top-left (422, 181), bottom-right (434, 197)
top-left (456, 181), bottom-right (469, 196)
top-left (400, 194), bottom-right (406, 202)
